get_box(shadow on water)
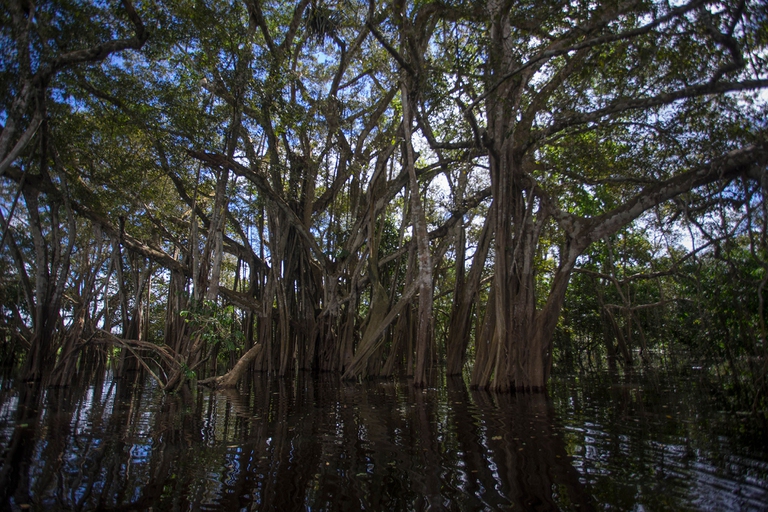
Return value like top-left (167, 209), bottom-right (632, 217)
top-left (0, 369), bottom-right (767, 510)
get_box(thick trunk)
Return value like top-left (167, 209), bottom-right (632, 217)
top-left (473, 178), bottom-right (584, 392)
top-left (470, 286), bottom-right (496, 388)
top-left (341, 278), bottom-right (420, 380)
top-left (482, 150), bottom-right (540, 391)
top-left (337, 294), bottom-right (357, 372)
top-left (164, 268), bottom-right (188, 354)
top-left (445, 251), bottom-right (467, 375)
top-left (381, 245), bottom-right (417, 377)
top-left (296, 258), bottom-right (320, 371)
top-left (275, 272), bottom-right (292, 376)
top-left (205, 167), bottom-right (230, 302)
top-left (23, 319), bottom-right (57, 383)
top-left (342, 281), bottom-right (389, 379)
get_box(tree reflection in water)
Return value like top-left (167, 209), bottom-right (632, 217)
top-left (0, 373), bottom-right (591, 510)
top-left (1, 371), bottom-right (766, 510)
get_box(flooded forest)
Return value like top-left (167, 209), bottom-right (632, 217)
top-left (2, 0), bottom-right (768, 509)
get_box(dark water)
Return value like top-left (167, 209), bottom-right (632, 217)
top-left (0, 371), bottom-right (766, 511)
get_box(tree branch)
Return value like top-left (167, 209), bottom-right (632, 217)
top-left (540, 79), bottom-right (768, 142)
top-left (582, 144), bottom-right (768, 244)
top-left (464, 0), bottom-right (707, 114)
top-left (188, 150), bottom-right (332, 268)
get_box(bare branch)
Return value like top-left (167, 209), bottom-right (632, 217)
top-left (366, 21), bottom-right (416, 76)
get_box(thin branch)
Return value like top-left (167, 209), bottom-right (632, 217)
top-left (366, 20), bottom-right (416, 76)
top-left (540, 79), bottom-right (768, 142)
top-left (464, 0), bottom-right (707, 113)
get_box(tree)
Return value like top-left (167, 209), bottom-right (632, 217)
top-left (1, 0), bottom-right (766, 393)
top-left (406, 0), bottom-right (768, 390)
top-left (0, 0), bottom-right (148, 381)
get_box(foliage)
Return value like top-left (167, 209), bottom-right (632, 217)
top-left (0, 0), bottom-right (766, 393)
top-left (180, 300), bottom-right (244, 353)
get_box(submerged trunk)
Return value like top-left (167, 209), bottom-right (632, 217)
top-left (474, 116), bottom-right (587, 391)
top-left (471, 207), bottom-right (584, 392)
top-left (472, 0), bottom-right (591, 392)
top-left (479, 137), bottom-right (544, 391)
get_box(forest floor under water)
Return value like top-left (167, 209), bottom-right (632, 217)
top-left (0, 367), bottom-right (767, 511)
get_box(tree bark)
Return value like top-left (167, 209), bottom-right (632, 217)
top-left (401, 84), bottom-right (434, 388)
top-left (199, 344), bottom-right (264, 389)
top-left (446, 208), bottom-right (494, 375)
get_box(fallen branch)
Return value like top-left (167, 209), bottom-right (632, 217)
top-left (198, 343), bottom-right (264, 389)
top-left (94, 329), bottom-right (182, 389)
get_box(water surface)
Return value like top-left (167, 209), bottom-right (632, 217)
top-left (0, 370), bottom-right (766, 510)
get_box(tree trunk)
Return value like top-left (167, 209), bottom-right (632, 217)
top-left (401, 84), bottom-right (433, 388)
top-left (164, 267), bottom-right (188, 355)
top-left (21, 188), bottom-right (75, 383)
top-left (203, 166), bottom-right (230, 302)
top-left (595, 284), bottom-right (618, 371)
top-left (381, 245), bottom-right (417, 377)
top-left (446, 209), bottom-right (494, 375)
